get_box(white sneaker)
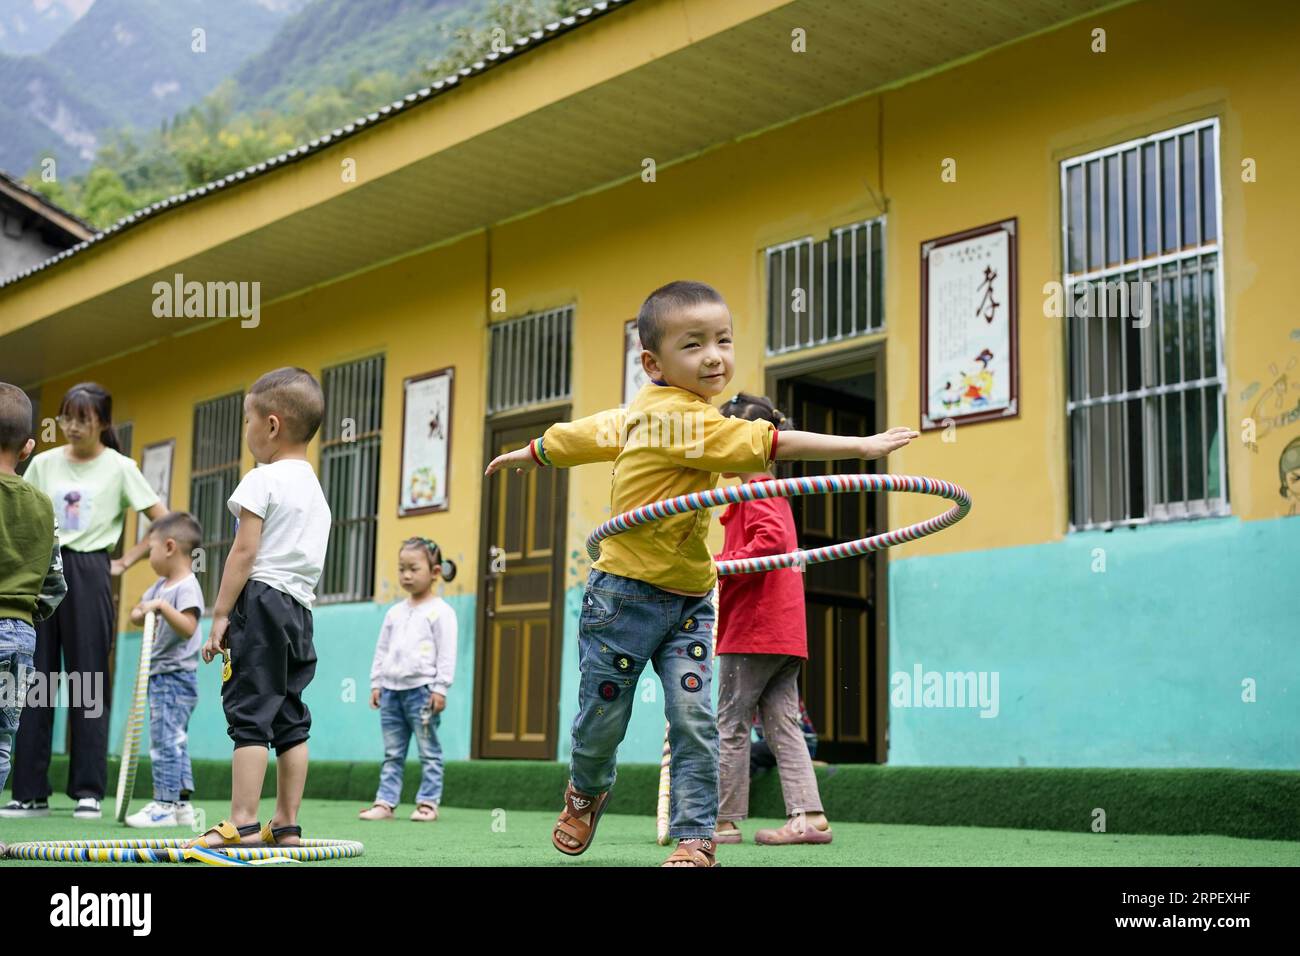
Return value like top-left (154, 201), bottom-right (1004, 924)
top-left (125, 801), bottom-right (177, 828)
top-left (174, 801), bottom-right (196, 826)
top-left (0, 799), bottom-right (49, 818)
top-left (72, 797), bottom-right (103, 819)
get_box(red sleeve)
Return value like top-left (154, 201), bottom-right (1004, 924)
top-left (715, 498), bottom-right (793, 563)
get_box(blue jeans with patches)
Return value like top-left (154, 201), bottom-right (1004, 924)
top-left (570, 569), bottom-right (717, 841)
top-left (148, 670), bottom-right (198, 803)
top-left (0, 618), bottom-right (37, 795)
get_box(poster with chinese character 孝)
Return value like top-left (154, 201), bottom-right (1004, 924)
top-left (624, 318), bottom-right (650, 405)
top-left (399, 367), bottom-right (453, 516)
top-left (920, 218), bottom-right (1019, 430)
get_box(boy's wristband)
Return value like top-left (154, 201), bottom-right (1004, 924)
top-left (528, 437), bottom-right (552, 467)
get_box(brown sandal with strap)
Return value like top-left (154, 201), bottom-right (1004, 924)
top-left (259, 821), bottom-right (302, 846)
top-left (185, 819), bottom-right (261, 848)
top-left (552, 783), bottom-right (611, 856)
top-left (661, 838), bottom-right (719, 867)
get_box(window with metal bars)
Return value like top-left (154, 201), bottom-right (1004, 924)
top-left (1061, 119), bottom-right (1227, 529)
top-left (189, 392), bottom-right (243, 609)
top-left (765, 218), bottom-right (885, 356)
top-left (487, 306), bottom-right (573, 414)
top-left (318, 355), bottom-right (384, 603)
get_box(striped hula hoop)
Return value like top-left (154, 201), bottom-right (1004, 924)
top-left (585, 474), bottom-right (971, 574)
top-left (115, 610), bottom-right (155, 823)
top-left (3, 838), bottom-right (364, 865)
top-left (655, 721), bottom-right (672, 846)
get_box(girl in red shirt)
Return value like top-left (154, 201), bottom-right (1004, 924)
top-left (713, 394), bottom-right (832, 845)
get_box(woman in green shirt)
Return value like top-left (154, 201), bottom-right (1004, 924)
top-left (0, 383), bottom-right (167, 820)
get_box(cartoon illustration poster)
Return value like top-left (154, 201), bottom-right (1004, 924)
top-left (921, 219), bottom-right (1019, 430)
top-left (399, 368), bottom-right (453, 516)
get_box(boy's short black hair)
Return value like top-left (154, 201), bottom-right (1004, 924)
top-left (249, 367), bottom-right (324, 444)
top-left (0, 383), bottom-right (34, 454)
top-left (149, 511), bottom-right (203, 554)
top-left (636, 280), bottom-right (727, 354)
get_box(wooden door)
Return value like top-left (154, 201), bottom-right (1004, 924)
top-left (475, 413), bottom-right (569, 758)
top-left (778, 379), bottom-right (881, 762)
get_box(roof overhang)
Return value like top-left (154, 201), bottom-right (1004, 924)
top-left (0, 173), bottom-right (94, 245)
top-left (0, 0), bottom-right (1122, 388)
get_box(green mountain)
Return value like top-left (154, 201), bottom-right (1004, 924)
top-left (0, 0), bottom-right (305, 176)
top-left (49, 0), bottom-right (295, 129)
top-left (228, 0), bottom-right (481, 115)
top-left (11, 0), bottom-right (587, 228)
top-left (0, 0), bottom-right (92, 56)
top-left (0, 49), bottom-right (112, 171)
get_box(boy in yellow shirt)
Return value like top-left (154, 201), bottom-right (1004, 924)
top-left (485, 280), bottom-right (916, 866)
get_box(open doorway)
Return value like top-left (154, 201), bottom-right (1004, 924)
top-left (767, 347), bottom-right (887, 763)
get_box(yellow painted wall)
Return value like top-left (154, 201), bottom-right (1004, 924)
top-left (27, 0), bottom-right (1300, 633)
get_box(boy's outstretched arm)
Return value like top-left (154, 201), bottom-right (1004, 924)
top-left (775, 426), bottom-right (919, 462)
top-left (484, 406), bottom-right (627, 477)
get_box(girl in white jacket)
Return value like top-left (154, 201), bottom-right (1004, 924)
top-left (360, 537), bottom-right (458, 822)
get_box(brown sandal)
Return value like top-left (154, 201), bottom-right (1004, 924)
top-left (185, 819), bottom-right (261, 848)
top-left (661, 838), bottom-right (719, 867)
top-left (552, 783), bottom-right (611, 856)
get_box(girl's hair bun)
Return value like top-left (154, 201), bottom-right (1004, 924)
top-left (722, 392), bottom-right (792, 431)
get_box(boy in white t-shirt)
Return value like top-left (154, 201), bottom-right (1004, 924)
top-left (192, 368), bottom-right (332, 849)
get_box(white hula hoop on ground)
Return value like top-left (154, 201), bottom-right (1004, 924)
top-left (115, 610), bottom-right (155, 824)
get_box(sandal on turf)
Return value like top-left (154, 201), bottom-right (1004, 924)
top-left (259, 821), bottom-right (302, 846)
top-left (713, 824), bottom-right (743, 844)
top-left (186, 819), bottom-right (261, 848)
top-left (661, 838), bottom-right (719, 867)
top-left (410, 803), bottom-right (438, 822)
top-left (552, 783), bottom-right (610, 856)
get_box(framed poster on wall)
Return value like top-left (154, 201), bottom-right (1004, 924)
top-left (399, 367), bottom-right (453, 516)
top-left (624, 318), bottom-right (650, 405)
top-left (136, 439), bottom-right (175, 543)
top-left (920, 218), bottom-right (1019, 430)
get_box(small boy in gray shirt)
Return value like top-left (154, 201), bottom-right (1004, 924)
top-left (126, 512), bottom-right (205, 829)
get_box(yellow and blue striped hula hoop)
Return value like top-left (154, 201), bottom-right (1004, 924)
top-left (3, 838), bottom-right (364, 866)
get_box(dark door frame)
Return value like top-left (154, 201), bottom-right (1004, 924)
top-left (472, 403), bottom-right (571, 760)
top-left (765, 340), bottom-right (889, 763)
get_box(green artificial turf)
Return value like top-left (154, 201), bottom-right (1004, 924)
top-left (16, 756), bottom-right (1300, 842)
top-left (2, 797), bottom-right (1297, 867)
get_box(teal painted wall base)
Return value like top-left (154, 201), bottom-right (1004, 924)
top-left (889, 516), bottom-right (1299, 768)
top-left (98, 595), bottom-right (478, 774)
top-left (50, 515), bottom-right (1289, 777)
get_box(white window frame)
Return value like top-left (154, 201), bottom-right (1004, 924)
top-left (1061, 118), bottom-right (1228, 531)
